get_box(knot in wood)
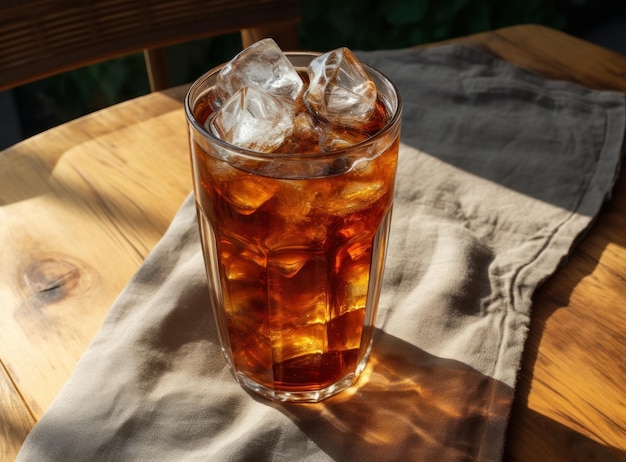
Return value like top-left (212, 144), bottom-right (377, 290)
top-left (21, 257), bottom-right (82, 304)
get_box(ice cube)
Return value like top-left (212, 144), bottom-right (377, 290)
top-left (319, 125), bottom-right (371, 152)
top-left (304, 47), bottom-right (377, 127)
top-left (216, 38), bottom-right (304, 101)
top-left (324, 180), bottom-right (386, 215)
top-left (274, 111), bottom-right (323, 154)
top-left (267, 251), bottom-right (312, 278)
top-left (210, 86), bottom-right (295, 152)
top-left (220, 170), bottom-right (280, 215)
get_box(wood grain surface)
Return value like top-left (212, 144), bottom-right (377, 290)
top-left (0, 86), bottom-right (191, 459)
top-left (1, 25), bottom-right (625, 461)
top-left (457, 26), bottom-right (626, 462)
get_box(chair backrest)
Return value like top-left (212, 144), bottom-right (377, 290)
top-left (0, 0), bottom-right (301, 92)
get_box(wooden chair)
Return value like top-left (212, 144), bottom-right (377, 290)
top-left (0, 0), bottom-right (301, 92)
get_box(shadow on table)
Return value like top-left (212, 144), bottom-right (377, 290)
top-left (505, 406), bottom-right (626, 462)
top-left (0, 85), bottom-right (188, 208)
top-left (503, 178), bottom-right (626, 461)
top-left (271, 329), bottom-right (514, 462)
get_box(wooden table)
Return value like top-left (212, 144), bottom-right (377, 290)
top-left (1, 25), bottom-right (625, 460)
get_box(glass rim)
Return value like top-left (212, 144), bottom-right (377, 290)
top-left (184, 51), bottom-right (402, 161)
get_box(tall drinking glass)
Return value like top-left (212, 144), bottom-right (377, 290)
top-left (185, 52), bottom-right (401, 402)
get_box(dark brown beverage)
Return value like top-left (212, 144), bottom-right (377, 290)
top-left (186, 49), bottom-right (401, 402)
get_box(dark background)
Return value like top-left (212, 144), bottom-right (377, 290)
top-left (3, 0), bottom-right (626, 147)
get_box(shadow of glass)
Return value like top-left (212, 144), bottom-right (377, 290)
top-left (273, 329), bottom-right (514, 462)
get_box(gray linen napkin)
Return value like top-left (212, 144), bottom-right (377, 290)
top-left (17, 45), bottom-right (624, 461)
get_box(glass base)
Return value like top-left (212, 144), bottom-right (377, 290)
top-left (235, 371), bottom-right (356, 403)
top-left (228, 347), bottom-right (372, 403)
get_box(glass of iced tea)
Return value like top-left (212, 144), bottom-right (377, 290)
top-left (185, 40), bottom-right (401, 402)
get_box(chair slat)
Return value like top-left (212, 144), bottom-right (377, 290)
top-left (0, 0), bottom-right (301, 91)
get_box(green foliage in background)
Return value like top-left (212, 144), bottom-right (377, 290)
top-left (12, 0), bottom-right (625, 137)
top-left (298, 0), bottom-right (575, 51)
